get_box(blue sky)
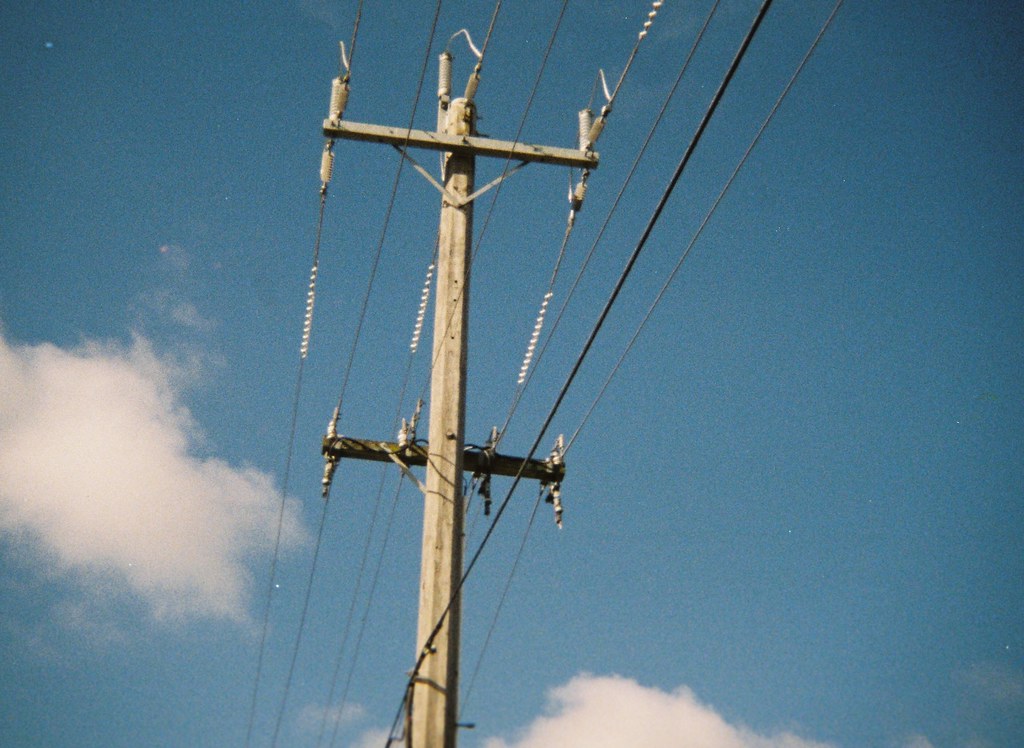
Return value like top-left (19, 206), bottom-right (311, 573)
top-left (1, 2), bottom-right (1022, 747)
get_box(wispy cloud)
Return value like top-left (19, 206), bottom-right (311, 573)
top-left (297, 701), bottom-right (366, 734)
top-left (483, 674), bottom-right (834, 748)
top-left (0, 330), bottom-right (305, 624)
top-left (960, 662), bottom-right (1024, 705)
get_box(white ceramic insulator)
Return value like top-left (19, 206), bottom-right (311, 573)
top-left (578, 108), bottom-right (593, 151)
top-left (301, 263), bottom-right (318, 358)
top-left (329, 77), bottom-right (348, 122)
top-left (573, 180), bottom-right (588, 204)
top-left (518, 292), bottom-right (553, 384)
top-left (410, 264), bottom-right (434, 353)
top-left (320, 146), bottom-right (334, 185)
top-left (464, 72), bottom-right (479, 102)
top-left (438, 52), bottom-right (452, 100)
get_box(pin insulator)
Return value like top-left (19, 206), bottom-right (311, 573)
top-left (329, 77), bottom-right (349, 122)
top-left (438, 52), bottom-right (452, 101)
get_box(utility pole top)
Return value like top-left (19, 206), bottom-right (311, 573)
top-left (317, 50), bottom-right (589, 748)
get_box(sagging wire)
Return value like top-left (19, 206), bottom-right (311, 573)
top-left (447, 28), bottom-right (483, 60)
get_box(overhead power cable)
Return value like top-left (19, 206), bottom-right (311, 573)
top-left (495, 0), bottom-right (722, 450)
top-left (264, 1), bottom-right (445, 743)
top-left (568, 0), bottom-right (847, 453)
top-left (385, 1), bottom-right (776, 742)
top-left (465, 0), bottom-right (726, 713)
top-left (242, 4), bottom-right (365, 742)
top-left (327, 0), bottom-right (444, 434)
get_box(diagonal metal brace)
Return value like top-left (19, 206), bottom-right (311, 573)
top-left (392, 145), bottom-right (528, 206)
top-left (386, 450), bottom-right (428, 496)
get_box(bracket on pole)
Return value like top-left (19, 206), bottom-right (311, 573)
top-left (393, 144), bottom-right (530, 207)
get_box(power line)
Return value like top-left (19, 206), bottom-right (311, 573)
top-left (328, 0), bottom-right (445, 430)
top-left (567, 0), bottom-right (847, 454)
top-left (495, 0), bottom-right (723, 449)
top-left (243, 145), bottom-right (334, 748)
top-left (269, 495), bottom-right (331, 747)
top-left (462, 0), bottom-right (727, 711)
top-left (256, 3), bottom-right (446, 743)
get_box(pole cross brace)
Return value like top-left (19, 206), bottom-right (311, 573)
top-left (321, 435), bottom-right (566, 484)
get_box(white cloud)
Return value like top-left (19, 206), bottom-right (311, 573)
top-left (483, 674), bottom-right (834, 748)
top-left (0, 331), bottom-right (305, 623)
top-left (348, 728), bottom-right (393, 748)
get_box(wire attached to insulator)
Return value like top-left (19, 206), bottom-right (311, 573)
top-left (410, 263), bottom-right (434, 353)
top-left (518, 290), bottom-right (553, 384)
top-left (320, 141), bottom-right (335, 190)
top-left (446, 28), bottom-right (484, 101)
top-left (586, 0), bottom-right (664, 148)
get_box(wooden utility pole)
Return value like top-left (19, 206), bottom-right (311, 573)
top-left (412, 94), bottom-right (473, 748)
top-left (320, 53), bottom-right (597, 748)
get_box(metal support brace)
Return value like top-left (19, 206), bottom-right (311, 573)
top-left (387, 450), bottom-right (428, 496)
top-left (392, 145), bottom-right (529, 207)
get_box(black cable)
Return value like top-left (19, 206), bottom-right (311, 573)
top-left (568, 0), bottom-right (847, 453)
top-left (463, 0), bottom-right (726, 711)
top-left (244, 185), bottom-right (328, 748)
top-left (269, 493), bottom-right (331, 747)
top-left (494, 0), bottom-right (723, 448)
top-left (330, 0), bottom-right (444, 423)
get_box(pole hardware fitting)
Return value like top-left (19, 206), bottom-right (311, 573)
top-left (472, 426), bottom-right (499, 515)
top-left (541, 435), bottom-right (566, 527)
top-left (321, 406), bottom-right (342, 497)
top-left (398, 399), bottom-right (425, 451)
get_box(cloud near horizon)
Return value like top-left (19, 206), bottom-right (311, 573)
top-left (0, 330), bottom-right (305, 623)
top-left (482, 674), bottom-right (835, 748)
